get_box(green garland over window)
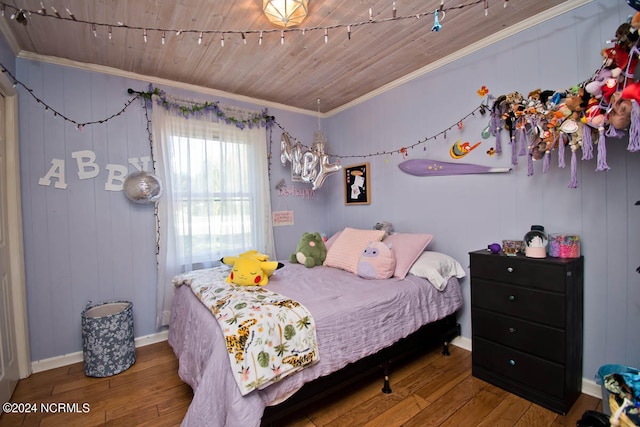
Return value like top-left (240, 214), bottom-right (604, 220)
top-left (137, 84), bottom-right (275, 130)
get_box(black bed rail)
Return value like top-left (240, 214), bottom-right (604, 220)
top-left (260, 313), bottom-right (461, 426)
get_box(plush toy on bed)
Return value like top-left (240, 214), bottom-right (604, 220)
top-left (357, 241), bottom-right (396, 280)
top-left (290, 232), bottom-right (327, 268)
top-left (374, 221), bottom-right (394, 237)
top-left (222, 250), bottom-right (268, 267)
top-left (221, 251), bottom-right (283, 286)
top-left (221, 250), bottom-right (282, 276)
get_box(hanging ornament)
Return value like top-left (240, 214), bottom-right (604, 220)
top-left (477, 85), bottom-right (489, 97)
top-left (450, 140), bottom-right (481, 159)
top-left (313, 99), bottom-right (327, 149)
top-left (123, 171), bottom-right (163, 204)
top-left (307, 99), bottom-right (342, 189)
top-left (431, 10), bottom-right (442, 32)
top-left (313, 130), bottom-right (327, 148)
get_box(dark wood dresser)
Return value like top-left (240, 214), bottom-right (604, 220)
top-left (469, 249), bottom-right (584, 414)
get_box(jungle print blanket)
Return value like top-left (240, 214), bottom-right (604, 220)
top-left (173, 267), bottom-right (319, 395)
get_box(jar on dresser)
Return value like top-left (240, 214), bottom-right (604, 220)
top-left (469, 249), bottom-right (584, 415)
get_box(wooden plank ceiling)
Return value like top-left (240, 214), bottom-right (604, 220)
top-left (0, 0), bottom-right (573, 113)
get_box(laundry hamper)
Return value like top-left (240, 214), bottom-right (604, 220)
top-left (81, 301), bottom-right (136, 377)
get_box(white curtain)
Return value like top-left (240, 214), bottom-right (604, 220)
top-left (151, 95), bottom-right (275, 328)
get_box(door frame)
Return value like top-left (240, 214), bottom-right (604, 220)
top-left (0, 69), bottom-right (30, 379)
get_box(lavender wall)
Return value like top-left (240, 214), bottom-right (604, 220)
top-left (0, 32), bottom-right (14, 76)
top-left (15, 62), bottom-right (324, 361)
top-left (18, 66), bottom-right (157, 361)
top-left (323, 0), bottom-right (640, 380)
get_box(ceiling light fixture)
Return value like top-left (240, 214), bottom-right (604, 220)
top-left (263, 0), bottom-right (308, 28)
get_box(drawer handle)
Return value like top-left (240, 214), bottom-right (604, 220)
top-left (508, 295), bottom-right (516, 302)
top-left (509, 359), bottom-right (516, 366)
top-left (508, 327), bottom-right (516, 333)
top-left (507, 267), bottom-right (513, 273)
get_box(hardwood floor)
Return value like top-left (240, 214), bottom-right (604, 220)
top-left (1, 341), bottom-right (603, 426)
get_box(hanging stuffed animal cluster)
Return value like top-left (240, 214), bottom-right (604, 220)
top-left (488, 5), bottom-right (640, 188)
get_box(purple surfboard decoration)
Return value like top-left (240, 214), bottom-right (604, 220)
top-left (398, 159), bottom-right (511, 177)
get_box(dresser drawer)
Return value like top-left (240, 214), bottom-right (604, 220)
top-left (472, 337), bottom-right (565, 399)
top-left (472, 308), bottom-right (565, 364)
top-left (471, 279), bottom-right (565, 328)
top-left (470, 253), bottom-right (568, 292)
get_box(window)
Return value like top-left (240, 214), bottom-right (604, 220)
top-left (152, 98), bottom-right (275, 327)
top-left (170, 126), bottom-right (257, 266)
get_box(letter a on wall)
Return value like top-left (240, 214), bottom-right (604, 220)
top-left (38, 158), bottom-right (67, 189)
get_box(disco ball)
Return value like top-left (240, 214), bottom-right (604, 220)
top-left (123, 171), bottom-right (163, 204)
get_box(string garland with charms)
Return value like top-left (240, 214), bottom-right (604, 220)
top-left (0, 62), bottom-right (494, 164)
top-left (5, 7), bottom-right (640, 192)
top-left (0, 63), bottom-right (495, 189)
top-left (327, 103), bottom-right (489, 160)
top-left (0, 0), bottom-right (503, 47)
top-left (0, 64), bottom-right (140, 130)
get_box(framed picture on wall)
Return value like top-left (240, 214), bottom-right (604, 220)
top-left (344, 162), bottom-right (370, 205)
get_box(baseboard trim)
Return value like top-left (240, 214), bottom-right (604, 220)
top-left (581, 379), bottom-right (602, 399)
top-left (451, 335), bottom-right (472, 351)
top-left (30, 330), bottom-right (169, 374)
top-left (451, 337), bottom-right (601, 400)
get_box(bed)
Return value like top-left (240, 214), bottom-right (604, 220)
top-left (168, 230), bottom-right (465, 427)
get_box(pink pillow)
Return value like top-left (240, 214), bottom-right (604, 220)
top-left (324, 231), bottom-right (342, 252)
top-left (383, 233), bottom-right (434, 279)
top-left (323, 228), bottom-right (385, 274)
top-left (357, 241), bottom-right (396, 279)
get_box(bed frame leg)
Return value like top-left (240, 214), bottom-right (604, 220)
top-left (381, 362), bottom-right (392, 394)
top-left (442, 341), bottom-right (450, 356)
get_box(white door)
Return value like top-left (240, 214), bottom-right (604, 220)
top-left (0, 75), bottom-right (29, 401)
top-left (0, 91), bottom-right (19, 403)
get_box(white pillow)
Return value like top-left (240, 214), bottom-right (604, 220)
top-left (408, 251), bottom-right (466, 290)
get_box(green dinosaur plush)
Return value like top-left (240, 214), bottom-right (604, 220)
top-left (290, 232), bottom-right (327, 268)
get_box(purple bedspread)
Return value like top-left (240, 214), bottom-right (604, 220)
top-left (169, 262), bottom-right (463, 427)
